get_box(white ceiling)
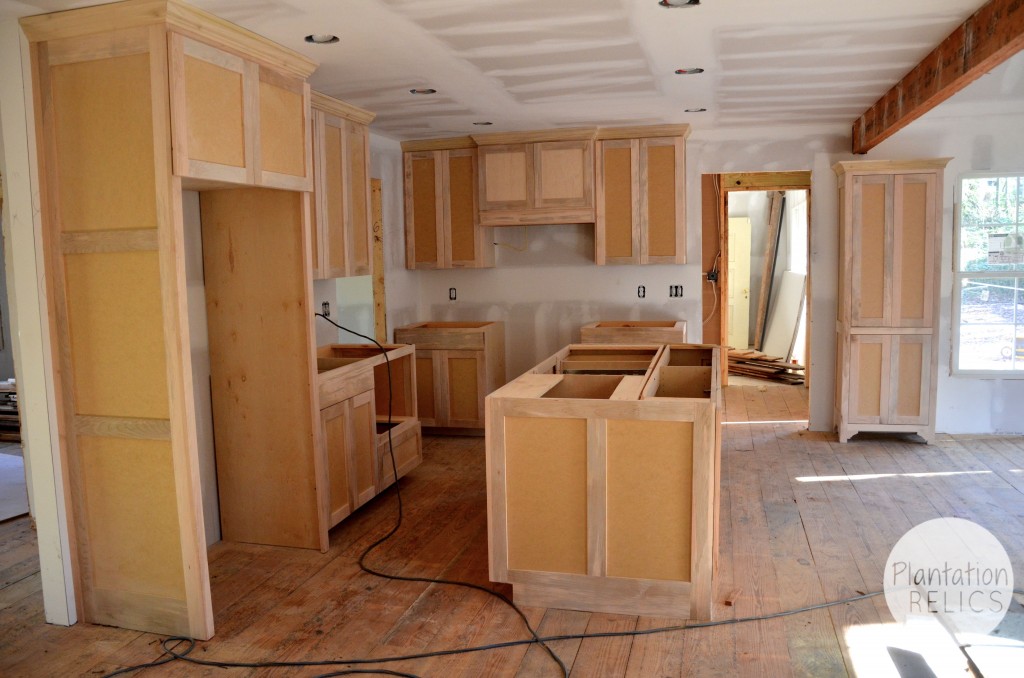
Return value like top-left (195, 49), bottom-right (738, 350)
top-left (5, 0), bottom-right (1023, 141)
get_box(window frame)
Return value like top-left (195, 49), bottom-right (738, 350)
top-left (952, 171), bottom-right (1024, 378)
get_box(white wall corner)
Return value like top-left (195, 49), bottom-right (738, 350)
top-left (0, 19), bottom-right (76, 625)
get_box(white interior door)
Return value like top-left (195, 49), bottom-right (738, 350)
top-left (728, 217), bottom-right (752, 350)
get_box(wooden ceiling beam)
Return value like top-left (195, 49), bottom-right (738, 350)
top-left (851, 0), bottom-right (1024, 154)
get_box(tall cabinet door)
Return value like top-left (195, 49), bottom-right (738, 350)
top-left (850, 175), bottom-right (892, 327)
top-left (892, 174), bottom-right (937, 328)
top-left (445, 149), bottom-right (486, 268)
top-left (349, 390), bottom-right (379, 508)
top-left (404, 151), bottom-right (444, 269)
top-left (596, 139), bottom-right (640, 264)
top-left (345, 120), bottom-right (372, 276)
top-left (642, 137), bottom-right (685, 264)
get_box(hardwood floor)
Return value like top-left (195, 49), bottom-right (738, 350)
top-left (2, 383), bottom-right (1023, 676)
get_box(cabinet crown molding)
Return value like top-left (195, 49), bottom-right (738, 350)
top-left (471, 127), bottom-right (598, 146)
top-left (311, 91), bottom-right (375, 125)
top-left (832, 157), bottom-right (952, 176)
top-left (20, 0), bottom-right (318, 79)
top-left (596, 124), bottom-right (691, 140)
top-left (401, 136), bottom-right (477, 152)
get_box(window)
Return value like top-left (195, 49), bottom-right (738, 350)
top-left (954, 174), bottom-right (1024, 375)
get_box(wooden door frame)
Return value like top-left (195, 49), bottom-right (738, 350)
top-left (711, 172), bottom-right (812, 389)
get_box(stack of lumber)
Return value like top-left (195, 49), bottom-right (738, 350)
top-left (728, 350), bottom-right (804, 385)
top-left (0, 382), bottom-right (19, 443)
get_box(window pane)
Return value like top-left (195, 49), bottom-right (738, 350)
top-left (957, 276), bottom-right (1024, 372)
top-left (959, 176), bottom-right (1022, 273)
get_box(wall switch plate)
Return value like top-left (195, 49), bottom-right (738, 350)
top-left (449, 287), bottom-right (457, 301)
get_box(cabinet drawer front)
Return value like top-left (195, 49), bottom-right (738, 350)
top-left (319, 368), bottom-right (373, 408)
top-left (394, 329), bottom-right (485, 351)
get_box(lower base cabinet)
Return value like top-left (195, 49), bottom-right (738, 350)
top-left (317, 344), bottom-right (423, 531)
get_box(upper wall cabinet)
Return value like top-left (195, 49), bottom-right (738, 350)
top-left (471, 128), bottom-right (596, 226)
top-left (168, 32), bottom-right (313, 191)
top-left (310, 92), bottom-right (375, 279)
top-left (595, 126), bottom-right (689, 265)
top-left (402, 137), bottom-right (493, 270)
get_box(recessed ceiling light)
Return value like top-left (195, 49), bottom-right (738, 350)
top-left (409, 88), bottom-right (437, 95)
top-left (473, 121), bottom-right (493, 126)
top-left (684, 107), bottom-right (707, 113)
top-left (675, 68), bottom-right (705, 75)
top-left (304, 34), bottom-right (339, 44)
top-left (659, 0), bottom-right (700, 7)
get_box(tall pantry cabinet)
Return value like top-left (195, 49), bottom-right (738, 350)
top-left (833, 159), bottom-right (950, 443)
top-left (20, 0), bottom-right (321, 639)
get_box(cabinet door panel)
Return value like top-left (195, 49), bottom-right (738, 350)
top-left (848, 335), bottom-right (887, 424)
top-left (346, 120), bottom-right (372, 275)
top-left (644, 139), bottom-right (684, 263)
top-left (322, 118), bottom-right (347, 276)
top-left (598, 141), bottom-right (638, 263)
top-left (535, 141), bottom-right (592, 209)
top-left (851, 176), bottom-right (891, 326)
top-left (890, 334), bottom-right (931, 424)
top-left (349, 390), bottom-right (378, 508)
top-left (445, 350), bottom-right (484, 427)
top-left (447, 150), bottom-right (481, 266)
top-left (256, 67), bottom-right (311, 190)
top-left (321, 401), bottom-right (353, 526)
top-left (892, 174), bottom-right (935, 327)
top-left (479, 145), bottom-right (530, 210)
top-left (406, 152), bottom-right (442, 269)
top-left (170, 34), bottom-right (250, 184)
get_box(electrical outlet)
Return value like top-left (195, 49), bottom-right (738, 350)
top-left (638, 285), bottom-right (646, 299)
top-left (449, 287), bottom-right (457, 301)
top-left (668, 285), bottom-right (684, 298)
top-left (321, 301), bottom-right (330, 317)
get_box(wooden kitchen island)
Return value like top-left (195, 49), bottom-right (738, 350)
top-left (485, 343), bottom-right (721, 620)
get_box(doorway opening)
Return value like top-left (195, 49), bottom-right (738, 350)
top-left (701, 172), bottom-right (812, 390)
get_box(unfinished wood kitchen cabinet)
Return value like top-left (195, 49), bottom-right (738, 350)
top-left (394, 321), bottom-right (505, 430)
top-left (487, 343), bottom-right (721, 620)
top-left (472, 129), bottom-right (596, 226)
top-left (402, 137), bottom-right (493, 269)
top-left (20, 0), bottom-right (321, 639)
top-left (168, 32), bottom-right (312, 191)
top-left (310, 92), bottom-right (375, 279)
top-left (595, 126), bottom-right (688, 265)
top-left (316, 344), bottom-right (421, 526)
top-left (833, 159), bottom-right (949, 443)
